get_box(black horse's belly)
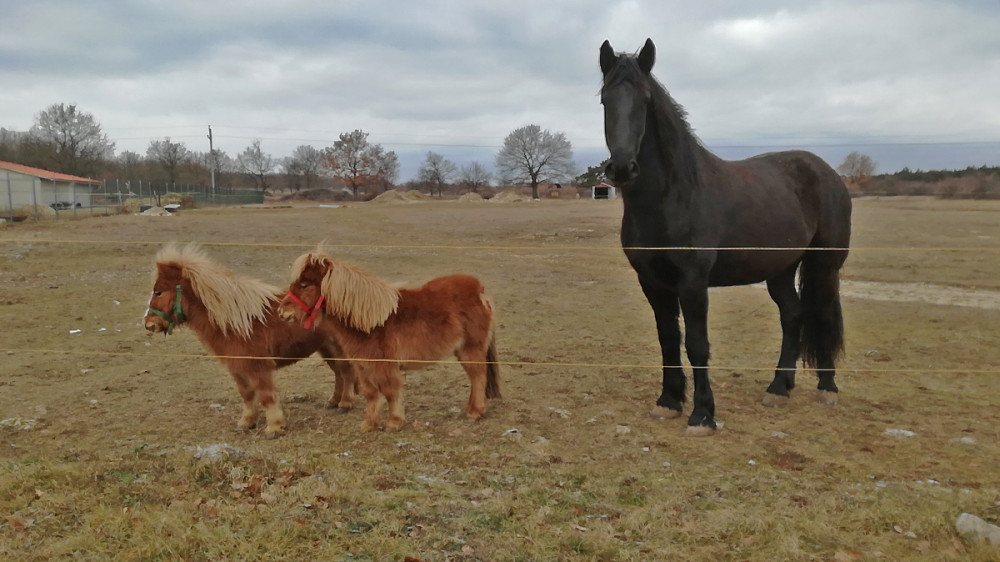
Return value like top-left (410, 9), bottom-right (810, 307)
top-left (707, 248), bottom-right (803, 287)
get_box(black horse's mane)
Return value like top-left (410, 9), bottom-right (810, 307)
top-left (602, 54), bottom-right (702, 187)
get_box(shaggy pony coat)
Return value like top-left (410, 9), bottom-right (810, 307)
top-left (144, 244), bottom-right (356, 438)
top-left (278, 251), bottom-right (500, 433)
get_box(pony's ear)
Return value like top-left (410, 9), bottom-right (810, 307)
top-left (156, 262), bottom-right (182, 282)
top-left (637, 38), bottom-right (655, 74)
top-left (600, 40), bottom-right (617, 75)
top-left (303, 253), bottom-right (331, 276)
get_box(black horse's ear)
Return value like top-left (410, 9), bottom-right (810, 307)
top-left (637, 38), bottom-right (655, 73)
top-left (600, 40), bottom-right (616, 75)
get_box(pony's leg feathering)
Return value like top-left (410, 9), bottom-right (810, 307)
top-left (357, 366), bottom-right (382, 432)
top-left (382, 370), bottom-right (406, 431)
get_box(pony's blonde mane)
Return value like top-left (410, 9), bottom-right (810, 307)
top-left (290, 250), bottom-right (400, 333)
top-left (155, 244), bottom-right (280, 339)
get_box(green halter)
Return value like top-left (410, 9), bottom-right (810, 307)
top-left (148, 285), bottom-right (186, 335)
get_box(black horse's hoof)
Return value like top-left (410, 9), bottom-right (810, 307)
top-left (685, 424), bottom-right (716, 437)
top-left (649, 405), bottom-right (682, 420)
top-left (762, 393), bottom-right (789, 408)
top-left (685, 411), bottom-right (717, 436)
top-left (817, 390), bottom-right (838, 405)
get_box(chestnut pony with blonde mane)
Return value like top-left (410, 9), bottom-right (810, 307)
top-left (278, 250), bottom-right (500, 433)
top-left (144, 244), bottom-right (356, 438)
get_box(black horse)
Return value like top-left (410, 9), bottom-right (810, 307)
top-left (599, 39), bottom-right (852, 435)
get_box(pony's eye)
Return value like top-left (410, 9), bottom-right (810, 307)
top-left (154, 291), bottom-right (163, 297)
top-left (299, 283), bottom-right (309, 290)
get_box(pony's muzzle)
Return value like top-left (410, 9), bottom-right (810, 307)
top-left (277, 305), bottom-right (296, 323)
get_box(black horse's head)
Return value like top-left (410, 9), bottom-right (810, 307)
top-left (600, 38), bottom-right (656, 185)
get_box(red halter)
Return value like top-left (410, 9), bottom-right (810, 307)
top-left (286, 292), bottom-right (325, 329)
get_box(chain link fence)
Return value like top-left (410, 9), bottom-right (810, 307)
top-left (2, 172), bottom-right (263, 223)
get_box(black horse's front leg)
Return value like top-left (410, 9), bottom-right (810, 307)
top-left (638, 279), bottom-right (685, 419)
top-left (679, 287), bottom-right (716, 436)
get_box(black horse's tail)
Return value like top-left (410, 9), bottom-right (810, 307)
top-left (798, 250), bottom-right (846, 368)
top-left (485, 333), bottom-right (501, 399)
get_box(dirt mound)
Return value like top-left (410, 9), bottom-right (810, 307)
top-left (490, 189), bottom-right (534, 203)
top-left (369, 189), bottom-right (431, 204)
top-left (457, 192), bottom-right (486, 203)
top-left (140, 206), bottom-right (172, 216)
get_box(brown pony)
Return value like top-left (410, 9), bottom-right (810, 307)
top-left (277, 250), bottom-right (500, 433)
top-left (143, 244), bottom-right (357, 438)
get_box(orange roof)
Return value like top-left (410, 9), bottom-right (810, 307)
top-left (0, 160), bottom-right (103, 185)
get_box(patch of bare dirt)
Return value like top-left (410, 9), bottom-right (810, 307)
top-left (275, 188), bottom-right (353, 203)
top-left (840, 280), bottom-right (1000, 310)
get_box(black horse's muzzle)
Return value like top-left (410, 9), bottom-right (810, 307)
top-left (606, 157), bottom-right (639, 184)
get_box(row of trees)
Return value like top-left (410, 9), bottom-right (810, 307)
top-left (2, 103), bottom-right (583, 199)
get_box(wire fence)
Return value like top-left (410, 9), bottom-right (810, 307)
top-left (1, 171), bottom-right (263, 223)
top-left (0, 236), bottom-right (998, 375)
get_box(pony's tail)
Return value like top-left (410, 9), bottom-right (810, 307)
top-left (485, 333), bottom-right (501, 399)
top-left (798, 251), bottom-right (846, 369)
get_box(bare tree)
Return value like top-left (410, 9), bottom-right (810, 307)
top-left (283, 145), bottom-right (323, 192)
top-left (836, 151), bottom-right (876, 184)
top-left (321, 130), bottom-right (396, 199)
top-left (30, 103), bottom-right (115, 177)
top-left (116, 150), bottom-right (143, 181)
top-left (496, 124), bottom-right (576, 199)
top-left (368, 144), bottom-right (399, 193)
top-left (459, 161), bottom-right (493, 193)
top-left (237, 139), bottom-right (274, 192)
top-left (416, 151), bottom-right (458, 197)
top-left (146, 138), bottom-right (190, 185)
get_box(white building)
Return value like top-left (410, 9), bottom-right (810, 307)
top-left (591, 182), bottom-right (618, 200)
top-left (1, 160), bottom-right (103, 210)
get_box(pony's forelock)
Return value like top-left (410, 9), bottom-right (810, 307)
top-left (153, 243), bottom-right (280, 338)
top-left (293, 250), bottom-right (400, 333)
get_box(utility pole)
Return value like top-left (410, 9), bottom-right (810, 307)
top-left (207, 125), bottom-right (216, 198)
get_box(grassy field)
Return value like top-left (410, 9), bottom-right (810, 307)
top-left (1, 196), bottom-right (999, 561)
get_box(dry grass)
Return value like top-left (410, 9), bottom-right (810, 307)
top-left (1, 198), bottom-right (999, 560)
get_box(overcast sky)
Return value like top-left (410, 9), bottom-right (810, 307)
top-left (2, 0), bottom-right (999, 180)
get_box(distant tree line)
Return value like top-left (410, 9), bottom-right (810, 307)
top-left (2, 103), bottom-right (591, 200)
top-left (836, 151), bottom-right (999, 199)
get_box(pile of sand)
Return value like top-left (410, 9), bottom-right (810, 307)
top-left (140, 207), bottom-right (173, 216)
top-left (490, 189), bottom-right (534, 203)
top-left (457, 192), bottom-right (486, 203)
top-left (369, 189), bottom-right (431, 204)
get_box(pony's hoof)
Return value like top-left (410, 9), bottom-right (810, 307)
top-left (264, 430), bottom-right (284, 440)
top-left (817, 390), bottom-right (838, 405)
top-left (360, 420), bottom-right (379, 433)
top-left (684, 424), bottom-right (717, 437)
top-left (385, 418), bottom-right (406, 432)
top-left (649, 406), bottom-right (682, 420)
top-left (762, 393), bottom-right (789, 408)
top-left (466, 410), bottom-right (484, 421)
top-left (336, 407), bottom-right (352, 414)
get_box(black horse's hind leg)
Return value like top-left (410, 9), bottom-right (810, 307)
top-left (679, 287), bottom-right (716, 435)
top-left (763, 265), bottom-right (802, 407)
top-left (800, 250), bottom-right (847, 405)
top-left (638, 279), bottom-right (686, 419)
